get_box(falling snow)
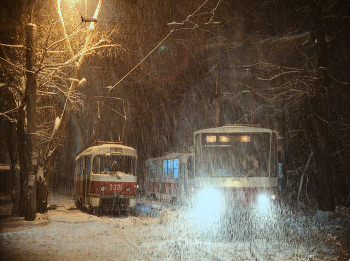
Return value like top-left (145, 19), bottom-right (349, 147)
top-left (1, 193), bottom-right (349, 260)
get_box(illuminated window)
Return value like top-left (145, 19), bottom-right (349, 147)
top-left (168, 159), bottom-right (174, 177)
top-left (206, 135), bottom-right (217, 143)
top-left (174, 159), bottom-right (179, 178)
top-left (219, 136), bottom-right (230, 142)
top-left (163, 160), bottom-right (167, 178)
top-left (162, 158), bottom-right (179, 179)
top-left (239, 136), bottom-right (250, 142)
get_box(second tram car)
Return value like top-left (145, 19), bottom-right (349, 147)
top-left (146, 152), bottom-right (193, 202)
top-left (145, 125), bottom-right (282, 209)
top-left (74, 143), bottom-right (138, 215)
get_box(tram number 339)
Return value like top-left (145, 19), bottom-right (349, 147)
top-left (233, 190), bottom-right (246, 201)
top-left (109, 183), bottom-right (122, 191)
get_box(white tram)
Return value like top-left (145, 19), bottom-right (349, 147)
top-left (193, 124), bottom-right (282, 208)
top-left (145, 125), bottom-right (282, 209)
top-left (74, 142), bottom-right (138, 215)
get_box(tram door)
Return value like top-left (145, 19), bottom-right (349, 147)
top-left (83, 157), bottom-right (91, 204)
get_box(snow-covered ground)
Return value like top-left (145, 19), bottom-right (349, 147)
top-left (0, 193), bottom-right (349, 261)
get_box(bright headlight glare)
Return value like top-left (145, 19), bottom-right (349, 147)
top-left (191, 188), bottom-right (224, 227)
top-left (271, 194), bottom-right (276, 200)
top-left (257, 194), bottom-right (270, 209)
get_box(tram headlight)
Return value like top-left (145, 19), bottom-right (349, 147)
top-left (125, 187), bottom-right (131, 192)
top-left (191, 188), bottom-right (224, 227)
top-left (100, 186), bottom-right (106, 192)
top-left (257, 194), bottom-right (270, 210)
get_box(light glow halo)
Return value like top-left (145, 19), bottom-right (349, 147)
top-left (190, 187), bottom-right (225, 229)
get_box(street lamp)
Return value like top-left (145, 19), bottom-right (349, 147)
top-left (81, 16), bottom-right (98, 23)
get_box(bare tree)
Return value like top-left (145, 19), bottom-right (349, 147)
top-left (0, 0), bottom-right (125, 215)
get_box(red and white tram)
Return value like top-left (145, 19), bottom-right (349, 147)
top-left (145, 125), bottom-right (282, 209)
top-left (74, 142), bottom-right (138, 215)
top-left (146, 152), bottom-right (193, 202)
top-left (192, 125), bottom-right (281, 209)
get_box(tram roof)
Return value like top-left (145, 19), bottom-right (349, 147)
top-left (194, 125), bottom-right (278, 135)
top-left (146, 151), bottom-right (193, 162)
top-left (75, 143), bottom-right (137, 160)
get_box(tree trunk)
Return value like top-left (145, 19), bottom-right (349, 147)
top-left (24, 23), bottom-right (37, 221)
top-left (18, 105), bottom-right (27, 216)
top-left (36, 176), bottom-right (48, 213)
top-left (308, 0), bottom-right (334, 211)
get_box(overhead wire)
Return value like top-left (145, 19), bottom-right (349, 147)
top-left (91, 0), bottom-right (222, 139)
top-left (99, 0), bottom-right (214, 108)
top-left (93, 0), bottom-right (225, 139)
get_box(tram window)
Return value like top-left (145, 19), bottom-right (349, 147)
top-left (174, 159), bottom-right (179, 178)
top-left (86, 157), bottom-right (91, 177)
top-left (162, 160), bottom-right (167, 178)
top-left (92, 157), bottom-right (99, 174)
top-left (179, 164), bottom-right (184, 179)
top-left (196, 133), bottom-right (271, 177)
top-left (92, 155), bottom-right (136, 175)
top-left (149, 161), bottom-right (157, 178)
top-left (168, 159), bottom-right (174, 178)
top-left (162, 159), bottom-right (179, 179)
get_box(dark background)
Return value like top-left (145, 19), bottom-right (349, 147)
top-left (1, 0), bottom-right (349, 207)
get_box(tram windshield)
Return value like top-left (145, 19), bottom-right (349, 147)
top-left (196, 133), bottom-right (273, 177)
top-left (92, 155), bottom-right (136, 175)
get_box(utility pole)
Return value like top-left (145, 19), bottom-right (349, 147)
top-left (25, 23), bottom-right (37, 221)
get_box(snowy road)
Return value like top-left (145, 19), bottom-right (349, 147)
top-left (0, 208), bottom-right (145, 261)
top-left (0, 198), bottom-right (258, 261)
top-left (0, 206), bottom-right (256, 261)
top-left (1, 195), bottom-right (346, 260)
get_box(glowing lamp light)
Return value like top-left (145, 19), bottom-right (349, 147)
top-left (239, 136), bottom-right (250, 142)
top-left (81, 16), bottom-right (98, 23)
top-left (219, 136), bottom-right (230, 142)
top-left (190, 188), bottom-right (224, 229)
top-left (257, 194), bottom-right (270, 210)
top-left (206, 135), bottom-right (216, 143)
